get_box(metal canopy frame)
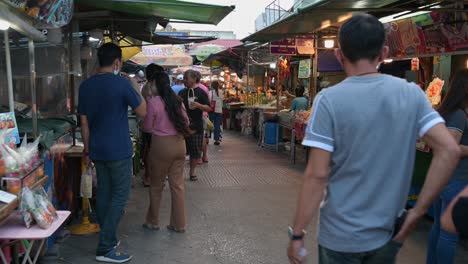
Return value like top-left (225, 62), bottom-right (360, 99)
top-left (242, 0), bottom-right (466, 43)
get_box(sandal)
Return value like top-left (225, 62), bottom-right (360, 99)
top-left (142, 223), bottom-right (160, 231)
top-left (167, 225), bottom-right (186, 233)
top-left (189, 175), bottom-right (198, 181)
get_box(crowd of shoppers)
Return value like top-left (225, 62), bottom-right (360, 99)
top-left (78, 14), bottom-right (468, 264)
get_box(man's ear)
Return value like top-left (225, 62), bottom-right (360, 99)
top-left (380, 46), bottom-right (390, 61)
top-left (334, 48), bottom-right (344, 66)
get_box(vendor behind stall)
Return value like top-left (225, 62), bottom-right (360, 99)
top-left (290, 86), bottom-right (308, 112)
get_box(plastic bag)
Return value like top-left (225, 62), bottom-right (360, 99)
top-left (19, 197), bottom-right (34, 229)
top-left (35, 187), bottom-right (57, 218)
top-left (80, 166), bottom-right (94, 198)
top-left (21, 187), bottom-right (55, 229)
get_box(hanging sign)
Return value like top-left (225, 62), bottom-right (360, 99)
top-left (298, 59), bottom-right (311, 79)
top-left (270, 38), bottom-right (296, 55)
top-left (0, 112), bottom-right (20, 146)
top-left (270, 37), bottom-right (315, 55)
top-left (296, 36), bottom-right (314, 55)
top-left (8, 0), bottom-right (74, 28)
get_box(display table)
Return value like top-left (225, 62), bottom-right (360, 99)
top-left (0, 211), bottom-right (70, 264)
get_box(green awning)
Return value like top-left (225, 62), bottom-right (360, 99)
top-left (76, 0), bottom-right (235, 25)
top-left (242, 0), bottom-right (445, 43)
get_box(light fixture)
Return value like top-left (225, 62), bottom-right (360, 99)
top-left (384, 59), bottom-right (393, 63)
top-left (379, 3), bottom-right (441, 23)
top-left (88, 36), bottom-right (100, 42)
top-left (324, 39), bottom-right (335, 49)
top-left (0, 19), bottom-right (11, 30)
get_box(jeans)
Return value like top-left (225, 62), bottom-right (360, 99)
top-left (209, 112), bottom-right (222, 141)
top-left (94, 158), bottom-right (133, 256)
top-left (427, 180), bottom-right (468, 264)
top-left (319, 240), bottom-right (403, 264)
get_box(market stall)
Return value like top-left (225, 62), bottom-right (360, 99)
top-left (0, 1), bottom-right (75, 261)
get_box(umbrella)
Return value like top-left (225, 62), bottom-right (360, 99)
top-left (171, 65), bottom-right (211, 76)
top-left (130, 45), bottom-right (193, 67)
top-left (188, 44), bottom-right (226, 62)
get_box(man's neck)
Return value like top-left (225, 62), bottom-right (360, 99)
top-left (345, 60), bottom-right (380, 77)
top-left (98, 66), bottom-right (113, 74)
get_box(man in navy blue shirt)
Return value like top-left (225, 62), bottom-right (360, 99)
top-left (78, 43), bottom-right (146, 263)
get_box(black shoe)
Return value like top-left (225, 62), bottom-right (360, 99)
top-left (214, 141), bottom-right (220, 146)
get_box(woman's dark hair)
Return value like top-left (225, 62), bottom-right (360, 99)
top-left (295, 85), bottom-right (305, 97)
top-left (211, 81), bottom-right (220, 97)
top-left (438, 69), bottom-right (468, 120)
top-left (146, 64), bottom-right (191, 136)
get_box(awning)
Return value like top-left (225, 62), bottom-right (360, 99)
top-left (76, 0), bottom-right (235, 25)
top-left (77, 10), bottom-right (217, 45)
top-left (242, 0), bottom-right (449, 43)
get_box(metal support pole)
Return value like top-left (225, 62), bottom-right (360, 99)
top-left (247, 50), bottom-right (250, 93)
top-left (4, 30), bottom-right (14, 113)
top-left (276, 56), bottom-right (281, 152)
top-left (28, 39), bottom-right (38, 139)
top-left (312, 35), bottom-right (319, 101)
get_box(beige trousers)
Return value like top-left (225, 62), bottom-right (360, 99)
top-left (146, 135), bottom-right (186, 229)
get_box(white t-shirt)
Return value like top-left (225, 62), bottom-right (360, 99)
top-left (210, 90), bottom-right (224, 113)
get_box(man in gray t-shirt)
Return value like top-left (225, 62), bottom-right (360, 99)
top-left (287, 14), bottom-right (460, 264)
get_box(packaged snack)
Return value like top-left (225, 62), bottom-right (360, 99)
top-left (19, 197), bottom-right (34, 229)
top-left (35, 187), bottom-right (57, 218)
top-left (21, 187), bottom-right (56, 229)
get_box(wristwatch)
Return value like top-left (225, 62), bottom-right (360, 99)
top-left (288, 226), bottom-right (306, 241)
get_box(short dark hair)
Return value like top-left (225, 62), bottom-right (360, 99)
top-left (295, 85), bottom-right (305, 97)
top-left (184, 69), bottom-right (198, 82)
top-left (97, 43), bottom-right (122, 67)
top-left (338, 14), bottom-right (386, 63)
top-left (194, 71), bottom-right (202, 83)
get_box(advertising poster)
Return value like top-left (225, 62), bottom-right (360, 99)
top-left (0, 112), bottom-right (20, 145)
top-left (384, 11), bottom-right (468, 57)
top-left (298, 59), bottom-right (311, 79)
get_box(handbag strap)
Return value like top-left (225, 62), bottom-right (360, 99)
top-left (189, 88), bottom-right (195, 98)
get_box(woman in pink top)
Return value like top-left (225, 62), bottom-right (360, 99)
top-left (142, 64), bottom-right (190, 233)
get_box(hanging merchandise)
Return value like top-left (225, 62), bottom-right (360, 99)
top-left (0, 112), bottom-right (19, 146)
top-left (9, 0), bottom-right (74, 28)
top-left (426, 77), bottom-right (445, 106)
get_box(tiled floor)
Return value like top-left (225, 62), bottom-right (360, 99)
top-left (49, 132), bottom-right (468, 264)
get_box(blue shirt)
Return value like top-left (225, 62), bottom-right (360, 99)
top-left (290, 97), bottom-right (308, 112)
top-left (172, 84), bottom-right (185, 95)
top-left (303, 74), bottom-right (444, 253)
top-left (78, 73), bottom-right (142, 161)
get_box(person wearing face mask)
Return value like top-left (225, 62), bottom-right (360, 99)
top-left (78, 43), bottom-right (146, 263)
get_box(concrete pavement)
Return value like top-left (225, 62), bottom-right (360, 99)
top-left (50, 132), bottom-right (468, 264)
